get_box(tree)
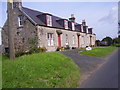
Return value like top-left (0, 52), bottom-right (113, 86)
top-left (95, 40), bottom-right (101, 46)
top-left (113, 37), bottom-right (120, 44)
top-left (102, 37), bottom-right (113, 46)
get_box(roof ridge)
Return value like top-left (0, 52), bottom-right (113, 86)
top-left (22, 6), bottom-right (70, 21)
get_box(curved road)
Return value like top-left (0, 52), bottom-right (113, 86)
top-left (80, 48), bottom-right (119, 88)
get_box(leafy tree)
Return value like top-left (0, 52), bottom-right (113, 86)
top-left (113, 37), bottom-right (120, 44)
top-left (95, 40), bottom-right (101, 46)
top-left (102, 37), bottom-right (113, 46)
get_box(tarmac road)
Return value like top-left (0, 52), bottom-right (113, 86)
top-left (80, 48), bottom-right (119, 88)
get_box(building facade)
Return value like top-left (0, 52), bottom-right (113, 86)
top-left (2, 0), bottom-right (96, 53)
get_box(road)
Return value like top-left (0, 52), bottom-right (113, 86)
top-left (80, 48), bottom-right (119, 88)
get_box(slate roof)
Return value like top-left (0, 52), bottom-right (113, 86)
top-left (21, 7), bottom-right (91, 33)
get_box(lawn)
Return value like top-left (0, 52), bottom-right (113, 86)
top-left (80, 46), bottom-right (117, 57)
top-left (2, 52), bottom-right (80, 88)
top-left (0, 55), bottom-right (1, 89)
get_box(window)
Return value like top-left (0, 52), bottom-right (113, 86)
top-left (72, 22), bottom-right (75, 30)
top-left (81, 25), bottom-right (83, 32)
top-left (86, 27), bottom-right (88, 33)
top-left (64, 20), bottom-right (68, 29)
top-left (73, 35), bottom-right (75, 44)
top-left (46, 15), bottom-right (52, 26)
top-left (47, 33), bottom-right (54, 46)
top-left (81, 36), bottom-right (85, 45)
top-left (66, 34), bottom-right (68, 45)
top-left (18, 15), bottom-right (23, 27)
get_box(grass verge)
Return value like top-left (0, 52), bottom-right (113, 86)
top-left (0, 54), bottom-right (2, 89)
top-left (80, 46), bottom-right (117, 57)
top-left (2, 52), bottom-right (80, 88)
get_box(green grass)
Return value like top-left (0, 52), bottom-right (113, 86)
top-left (2, 52), bottom-right (80, 88)
top-left (80, 46), bottom-right (117, 57)
top-left (0, 54), bottom-right (2, 89)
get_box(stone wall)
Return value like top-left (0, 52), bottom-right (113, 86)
top-left (37, 26), bottom-right (96, 52)
top-left (2, 8), bottom-right (37, 53)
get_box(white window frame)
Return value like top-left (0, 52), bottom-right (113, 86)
top-left (46, 15), bottom-right (52, 26)
top-left (86, 26), bottom-right (88, 33)
top-left (47, 33), bottom-right (54, 46)
top-left (64, 20), bottom-right (68, 29)
top-left (71, 22), bottom-right (75, 30)
top-left (73, 35), bottom-right (75, 45)
top-left (81, 24), bottom-right (83, 32)
top-left (18, 15), bottom-right (23, 27)
top-left (66, 34), bottom-right (68, 45)
top-left (81, 36), bottom-right (85, 45)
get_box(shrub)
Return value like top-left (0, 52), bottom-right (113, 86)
top-left (56, 47), bottom-right (65, 51)
top-left (64, 45), bottom-right (70, 50)
top-left (56, 47), bottom-right (62, 51)
top-left (3, 54), bottom-right (9, 58)
top-left (113, 44), bottom-right (120, 47)
top-left (15, 52), bottom-right (26, 57)
top-left (61, 47), bottom-right (64, 51)
top-left (28, 47), bottom-right (40, 54)
top-left (39, 47), bottom-right (47, 52)
top-left (72, 47), bottom-right (77, 49)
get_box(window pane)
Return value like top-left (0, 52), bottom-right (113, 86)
top-left (18, 15), bottom-right (23, 26)
top-left (48, 40), bottom-right (50, 46)
top-left (47, 33), bottom-right (49, 39)
top-left (47, 15), bottom-right (52, 26)
top-left (47, 33), bottom-right (54, 46)
top-left (51, 39), bottom-right (54, 46)
top-left (73, 35), bottom-right (75, 44)
top-left (66, 34), bottom-right (68, 45)
top-left (72, 22), bottom-right (75, 30)
top-left (64, 20), bottom-right (68, 29)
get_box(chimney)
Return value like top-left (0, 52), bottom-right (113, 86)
top-left (13, 0), bottom-right (22, 9)
top-left (69, 14), bottom-right (75, 22)
top-left (82, 19), bottom-right (86, 26)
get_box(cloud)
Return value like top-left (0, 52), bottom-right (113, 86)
top-left (99, 6), bottom-right (118, 24)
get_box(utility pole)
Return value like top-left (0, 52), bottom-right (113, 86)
top-left (7, 0), bottom-right (15, 60)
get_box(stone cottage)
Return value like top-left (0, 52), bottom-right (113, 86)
top-left (2, 0), bottom-right (96, 53)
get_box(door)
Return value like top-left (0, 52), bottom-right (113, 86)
top-left (78, 36), bottom-right (80, 48)
top-left (58, 34), bottom-right (61, 47)
top-left (90, 36), bottom-right (92, 46)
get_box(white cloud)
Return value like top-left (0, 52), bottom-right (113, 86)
top-left (99, 6), bottom-right (118, 24)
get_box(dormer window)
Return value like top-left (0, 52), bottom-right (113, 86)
top-left (71, 22), bottom-right (75, 30)
top-left (81, 24), bottom-right (83, 32)
top-left (46, 15), bottom-right (52, 26)
top-left (18, 15), bottom-right (23, 27)
top-left (86, 26), bottom-right (88, 33)
top-left (64, 20), bottom-right (68, 29)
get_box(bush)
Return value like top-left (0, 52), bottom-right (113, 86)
top-left (39, 47), bottom-right (47, 52)
top-left (56, 47), bottom-right (65, 51)
top-left (6, 47), bottom-right (47, 58)
top-left (15, 52), bottom-right (26, 57)
top-left (72, 47), bottom-right (77, 49)
top-left (64, 45), bottom-right (70, 50)
top-left (61, 47), bottom-right (64, 51)
top-left (56, 47), bottom-right (62, 51)
top-left (28, 47), bottom-right (40, 54)
top-left (113, 44), bottom-right (120, 47)
top-left (3, 54), bottom-right (9, 58)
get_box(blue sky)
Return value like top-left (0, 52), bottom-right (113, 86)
top-left (0, 2), bottom-right (118, 45)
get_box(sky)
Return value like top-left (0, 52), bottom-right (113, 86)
top-left (0, 1), bottom-right (118, 45)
